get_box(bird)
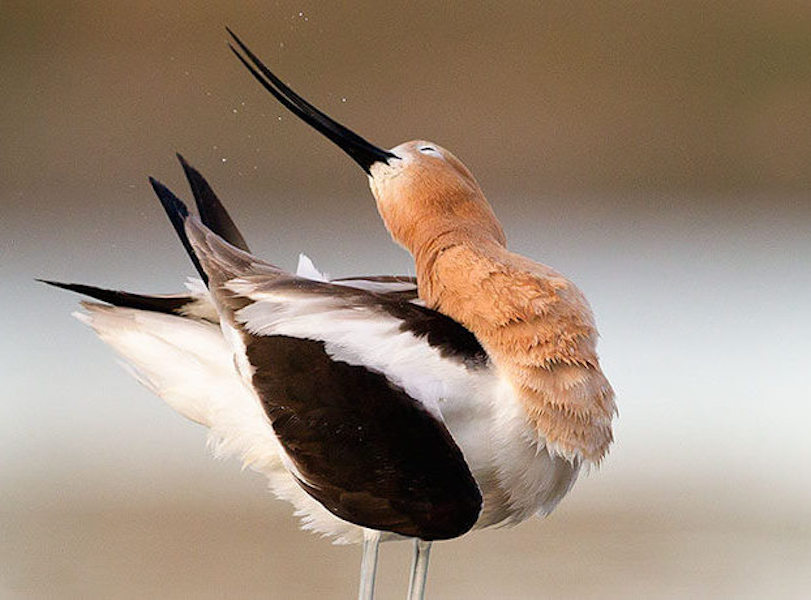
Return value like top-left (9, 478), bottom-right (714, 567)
top-left (44, 29), bottom-right (616, 600)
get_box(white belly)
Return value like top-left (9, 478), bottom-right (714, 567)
top-left (436, 370), bottom-right (580, 530)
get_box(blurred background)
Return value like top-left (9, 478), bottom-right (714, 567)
top-left (2, 2), bottom-right (809, 598)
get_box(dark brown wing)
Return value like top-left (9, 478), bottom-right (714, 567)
top-left (246, 333), bottom-right (482, 539)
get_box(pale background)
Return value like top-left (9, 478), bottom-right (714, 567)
top-left (2, 2), bottom-right (809, 599)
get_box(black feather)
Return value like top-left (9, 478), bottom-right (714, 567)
top-left (176, 154), bottom-right (250, 253)
top-left (148, 177), bottom-right (208, 285)
top-left (38, 280), bottom-right (193, 315)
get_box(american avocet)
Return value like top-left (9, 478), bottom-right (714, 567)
top-left (44, 30), bottom-right (616, 600)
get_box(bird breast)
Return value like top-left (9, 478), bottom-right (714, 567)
top-left (418, 241), bottom-right (617, 465)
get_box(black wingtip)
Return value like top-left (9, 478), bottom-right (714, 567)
top-left (176, 152), bottom-right (190, 170)
top-left (148, 177), bottom-right (208, 285)
top-left (37, 278), bottom-right (74, 291)
top-left (174, 154), bottom-right (250, 253)
top-left (39, 279), bottom-right (192, 315)
top-left (149, 176), bottom-right (189, 219)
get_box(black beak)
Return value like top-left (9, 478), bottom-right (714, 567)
top-left (227, 28), bottom-right (397, 174)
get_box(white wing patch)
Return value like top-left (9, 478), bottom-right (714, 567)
top-left (230, 285), bottom-right (483, 423)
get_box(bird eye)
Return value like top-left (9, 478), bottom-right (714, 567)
top-left (419, 146), bottom-right (438, 155)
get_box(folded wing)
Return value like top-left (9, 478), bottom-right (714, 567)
top-left (184, 217), bottom-right (483, 540)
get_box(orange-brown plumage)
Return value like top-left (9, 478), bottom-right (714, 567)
top-left (371, 141), bottom-right (616, 464)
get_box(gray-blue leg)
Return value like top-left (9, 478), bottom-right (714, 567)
top-left (406, 539), bottom-right (432, 600)
top-left (358, 529), bottom-right (381, 600)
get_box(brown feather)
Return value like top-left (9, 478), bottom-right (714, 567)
top-left (370, 141), bottom-right (616, 463)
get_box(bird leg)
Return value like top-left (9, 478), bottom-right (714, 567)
top-left (358, 529), bottom-right (382, 600)
top-left (406, 539), bottom-right (432, 600)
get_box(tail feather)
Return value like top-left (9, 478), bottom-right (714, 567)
top-left (176, 154), bottom-right (251, 253)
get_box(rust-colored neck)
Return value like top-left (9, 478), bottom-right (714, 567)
top-left (408, 220), bottom-right (616, 465)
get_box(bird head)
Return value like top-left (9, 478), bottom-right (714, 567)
top-left (228, 30), bottom-right (506, 257)
top-left (368, 141), bottom-right (505, 254)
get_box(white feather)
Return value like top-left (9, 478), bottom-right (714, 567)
top-left (295, 253), bottom-right (329, 281)
top-left (232, 290), bottom-right (458, 421)
top-left (73, 303), bottom-right (367, 543)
